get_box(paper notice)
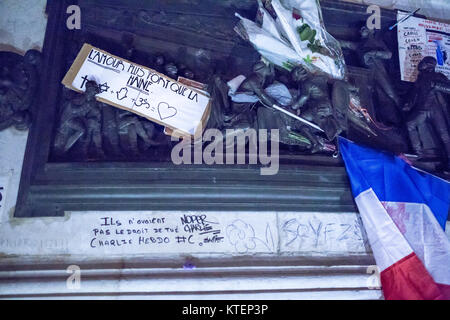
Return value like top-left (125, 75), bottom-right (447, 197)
top-left (62, 44), bottom-right (211, 137)
top-left (398, 12), bottom-right (450, 82)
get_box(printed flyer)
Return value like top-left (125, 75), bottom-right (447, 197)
top-left (398, 11), bottom-right (450, 82)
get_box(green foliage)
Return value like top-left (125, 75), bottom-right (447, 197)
top-left (297, 23), bottom-right (316, 43)
top-left (307, 39), bottom-right (323, 53)
top-left (282, 61), bottom-right (296, 71)
top-left (303, 55), bottom-right (313, 64)
top-left (297, 23), bottom-right (324, 54)
top-left (288, 131), bottom-right (311, 145)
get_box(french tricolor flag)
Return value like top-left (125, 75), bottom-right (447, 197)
top-left (339, 137), bottom-right (450, 300)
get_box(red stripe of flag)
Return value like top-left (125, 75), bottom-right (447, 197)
top-left (381, 252), bottom-right (449, 300)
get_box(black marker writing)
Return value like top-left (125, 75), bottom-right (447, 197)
top-left (88, 49), bottom-right (125, 71)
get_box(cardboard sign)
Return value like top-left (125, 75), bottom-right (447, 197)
top-left (398, 12), bottom-right (450, 82)
top-left (62, 44), bottom-right (211, 137)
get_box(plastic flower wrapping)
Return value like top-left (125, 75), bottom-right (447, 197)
top-left (235, 0), bottom-right (346, 80)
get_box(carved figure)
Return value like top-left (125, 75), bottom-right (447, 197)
top-left (237, 61), bottom-right (277, 108)
top-left (341, 27), bottom-right (402, 126)
top-left (404, 57), bottom-right (450, 168)
top-left (54, 81), bottom-right (102, 156)
top-left (116, 109), bottom-right (165, 156)
top-left (101, 102), bottom-right (121, 156)
top-left (0, 50), bottom-right (41, 131)
top-left (290, 65), bottom-right (347, 153)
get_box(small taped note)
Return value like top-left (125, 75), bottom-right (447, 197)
top-left (62, 44), bottom-right (211, 137)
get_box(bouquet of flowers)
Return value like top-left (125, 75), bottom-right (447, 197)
top-left (235, 0), bottom-right (346, 80)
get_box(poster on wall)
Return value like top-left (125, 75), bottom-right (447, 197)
top-left (397, 11), bottom-right (450, 82)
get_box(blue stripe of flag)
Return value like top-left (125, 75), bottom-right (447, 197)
top-left (339, 137), bottom-right (450, 230)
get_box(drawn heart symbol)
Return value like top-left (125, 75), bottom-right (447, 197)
top-left (157, 102), bottom-right (177, 120)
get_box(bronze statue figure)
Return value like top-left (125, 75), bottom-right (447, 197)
top-left (100, 102), bottom-right (122, 156)
top-left (237, 61), bottom-right (277, 109)
top-left (341, 27), bottom-right (402, 126)
top-left (54, 80), bottom-right (167, 159)
top-left (116, 109), bottom-right (158, 156)
top-left (206, 74), bottom-right (257, 147)
top-left (54, 81), bottom-right (102, 157)
top-left (0, 50), bottom-right (41, 132)
top-left (404, 56), bottom-right (450, 169)
top-left (289, 65), bottom-right (347, 153)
